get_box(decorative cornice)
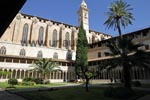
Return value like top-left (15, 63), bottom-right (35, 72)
top-left (60, 24), bottom-right (65, 30)
top-left (16, 13), bottom-right (22, 20)
top-left (46, 21), bottom-right (53, 27)
top-left (32, 17), bottom-right (38, 24)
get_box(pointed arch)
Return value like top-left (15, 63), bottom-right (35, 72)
top-left (53, 52), bottom-right (58, 59)
top-left (22, 23), bottom-right (29, 44)
top-left (66, 50), bottom-right (72, 60)
top-left (71, 31), bottom-right (75, 50)
top-left (38, 26), bottom-right (44, 46)
top-left (0, 46), bottom-right (6, 55)
top-left (37, 50), bottom-right (43, 58)
top-left (65, 32), bottom-right (70, 49)
top-left (20, 48), bottom-right (26, 56)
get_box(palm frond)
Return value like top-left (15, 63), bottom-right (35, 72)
top-left (104, 0), bottom-right (134, 30)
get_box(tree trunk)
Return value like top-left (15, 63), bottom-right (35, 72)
top-left (85, 78), bottom-right (89, 92)
top-left (117, 20), bottom-right (122, 38)
top-left (123, 63), bottom-right (131, 89)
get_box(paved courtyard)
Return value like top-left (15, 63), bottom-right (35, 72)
top-left (0, 89), bottom-right (26, 100)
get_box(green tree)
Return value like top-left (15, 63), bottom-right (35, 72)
top-left (101, 38), bottom-right (150, 88)
top-left (30, 58), bottom-right (60, 81)
top-left (103, 0), bottom-right (150, 89)
top-left (0, 69), bottom-right (11, 77)
top-left (8, 78), bottom-right (18, 88)
top-left (104, 0), bottom-right (134, 37)
top-left (75, 22), bottom-right (94, 92)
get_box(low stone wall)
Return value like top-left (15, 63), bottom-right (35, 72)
top-left (90, 79), bottom-right (111, 84)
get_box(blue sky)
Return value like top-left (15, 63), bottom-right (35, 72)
top-left (20, 0), bottom-right (150, 37)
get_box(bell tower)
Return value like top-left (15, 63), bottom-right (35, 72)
top-left (78, 0), bottom-right (89, 42)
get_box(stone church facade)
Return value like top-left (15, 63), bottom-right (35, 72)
top-left (0, 0), bottom-right (149, 83)
top-left (0, 1), bottom-right (111, 82)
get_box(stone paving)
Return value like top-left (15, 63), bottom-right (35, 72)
top-left (0, 89), bottom-right (26, 100)
top-left (136, 95), bottom-right (150, 100)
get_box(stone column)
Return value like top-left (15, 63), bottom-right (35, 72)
top-left (62, 71), bottom-right (64, 80)
top-left (45, 21), bottom-right (52, 47)
top-left (60, 24), bottom-right (65, 49)
top-left (11, 69), bottom-right (13, 79)
top-left (6, 69), bottom-right (9, 79)
top-left (23, 70), bottom-right (26, 78)
top-left (15, 69), bottom-right (18, 79)
top-left (19, 69), bottom-right (22, 79)
top-left (35, 71), bottom-right (38, 78)
top-left (49, 72), bottom-right (51, 79)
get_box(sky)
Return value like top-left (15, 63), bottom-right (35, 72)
top-left (20, 0), bottom-right (150, 37)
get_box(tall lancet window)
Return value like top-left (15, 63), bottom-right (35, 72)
top-left (22, 23), bottom-right (29, 45)
top-left (38, 26), bottom-right (44, 46)
top-left (65, 32), bottom-right (70, 49)
top-left (52, 29), bottom-right (57, 47)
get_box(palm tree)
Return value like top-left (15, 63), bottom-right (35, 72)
top-left (30, 58), bottom-right (60, 80)
top-left (103, 0), bottom-right (135, 88)
top-left (103, 0), bottom-right (150, 88)
top-left (104, 0), bottom-right (134, 37)
top-left (102, 38), bottom-right (150, 88)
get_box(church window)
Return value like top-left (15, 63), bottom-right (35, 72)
top-left (22, 23), bottom-right (29, 45)
top-left (38, 26), bottom-right (44, 46)
top-left (0, 46), bottom-right (6, 55)
top-left (66, 50), bottom-right (72, 60)
top-left (20, 48), bottom-right (26, 56)
top-left (37, 50), bottom-right (43, 58)
top-left (53, 52), bottom-right (58, 59)
top-left (52, 29), bottom-right (57, 47)
top-left (98, 52), bottom-right (101, 57)
top-left (71, 32), bottom-right (75, 50)
top-left (64, 32), bottom-right (70, 49)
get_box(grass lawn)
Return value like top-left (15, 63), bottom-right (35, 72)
top-left (17, 87), bottom-right (117, 100)
top-left (0, 82), bottom-right (68, 89)
top-left (16, 87), bottom-right (147, 100)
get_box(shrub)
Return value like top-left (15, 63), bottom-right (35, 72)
top-left (69, 80), bottom-right (76, 83)
top-left (21, 81), bottom-right (35, 86)
top-left (132, 81), bottom-right (141, 87)
top-left (23, 78), bottom-right (34, 82)
top-left (43, 80), bottom-right (50, 84)
top-left (104, 87), bottom-right (134, 99)
top-left (33, 78), bottom-right (43, 84)
top-left (8, 78), bottom-right (18, 87)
